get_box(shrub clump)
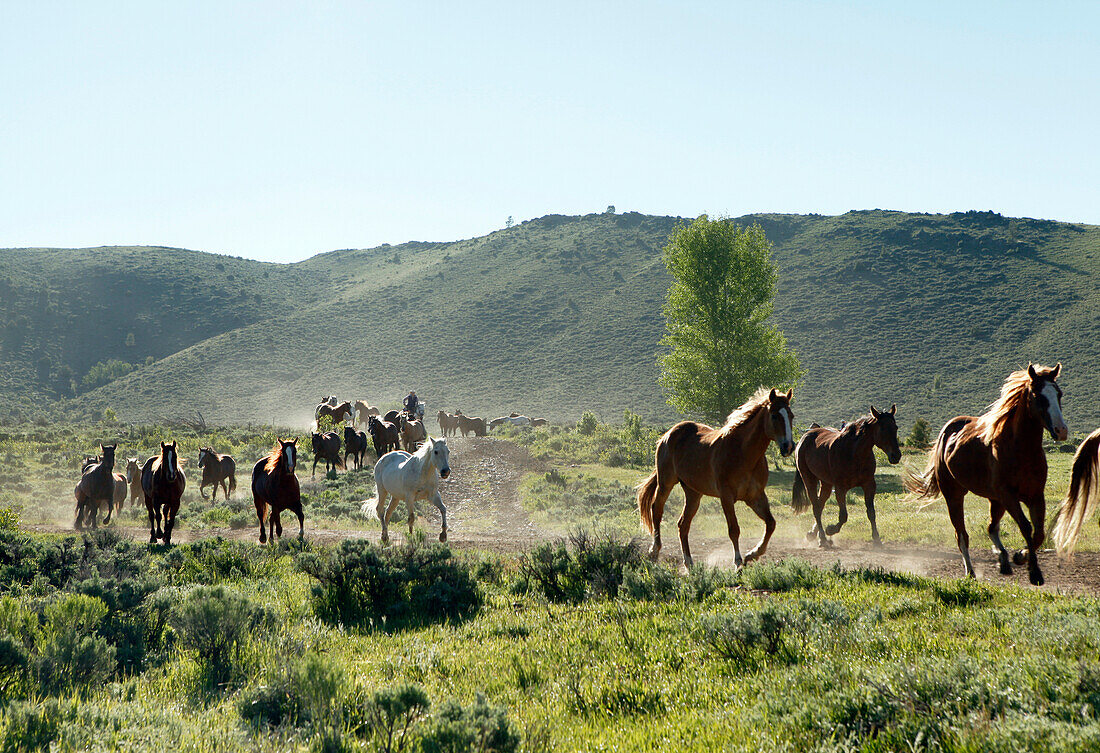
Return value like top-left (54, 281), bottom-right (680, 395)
top-left (298, 540), bottom-right (481, 627)
top-left (239, 652), bottom-right (346, 729)
top-left (170, 585), bottom-right (272, 688)
top-left (519, 530), bottom-right (645, 603)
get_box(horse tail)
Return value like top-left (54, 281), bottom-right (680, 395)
top-left (903, 423), bottom-right (951, 501)
top-left (636, 470), bottom-right (660, 534)
top-left (1053, 429), bottom-right (1100, 554)
top-left (360, 495), bottom-right (380, 519)
top-left (228, 472), bottom-right (237, 495)
top-left (791, 471), bottom-right (810, 513)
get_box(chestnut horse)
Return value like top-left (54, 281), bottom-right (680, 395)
top-left (141, 441), bottom-right (186, 545)
top-left (316, 400), bottom-right (354, 427)
top-left (198, 448), bottom-right (237, 501)
top-left (126, 457), bottom-right (143, 506)
top-left (1052, 428), bottom-right (1100, 554)
top-left (906, 364), bottom-right (1066, 585)
top-left (252, 437), bottom-right (303, 543)
top-left (791, 404), bottom-right (902, 548)
top-left (437, 410), bottom-right (460, 437)
top-left (636, 388), bottom-right (795, 568)
top-left (457, 414), bottom-right (487, 437)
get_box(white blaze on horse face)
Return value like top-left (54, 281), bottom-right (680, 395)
top-left (1041, 382), bottom-right (1067, 438)
top-left (286, 444), bottom-right (297, 472)
top-left (781, 407), bottom-right (793, 447)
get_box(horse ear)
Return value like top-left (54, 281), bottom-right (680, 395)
top-left (769, 388), bottom-right (778, 401)
top-left (1028, 363), bottom-right (1039, 381)
top-left (870, 405), bottom-right (881, 418)
top-left (785, 389), bottom-right (793, 402)
top-left (1052, 362), bottom-right (1062, 379)
top-left (890, 403), bottom-right (897, 415)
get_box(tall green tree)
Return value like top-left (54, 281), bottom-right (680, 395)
top-left (658, 216), bottom-right (804, 423)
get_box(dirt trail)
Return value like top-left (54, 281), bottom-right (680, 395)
top-left (25, 439), bottom-right (1100, 594)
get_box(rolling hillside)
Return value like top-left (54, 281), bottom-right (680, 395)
top-left (3, 209), bottom-right (1100, 431)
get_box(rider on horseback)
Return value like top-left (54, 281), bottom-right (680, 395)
top-left (403, 391), bottom-right (420, 421)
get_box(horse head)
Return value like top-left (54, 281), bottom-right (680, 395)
top-left (101, 444), bottom-right (117, 467)
top-left (1028, 362), bottom-right (1067, 441)
top-left (427, 437), bottom-right (451, 479)
top-left (765, 388), bottom-right (796, 457)
top-left (281, 437), bottom-right (298, 473)
top-left (869, 404), bottom-right (902, 464)
top-left (198, 447), bottom-right (211, 467)
top-left (127, 457), bottom-right (139, 483)
top-left (161, 441), bottom-right (178, 481)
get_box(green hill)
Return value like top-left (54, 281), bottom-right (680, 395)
top-left (3, 209), bottom-right (1100, 431)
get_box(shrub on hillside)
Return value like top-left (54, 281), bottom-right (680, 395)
top-left (298, 539), bottom-right (481, 627)
top-left (519, 530), bottom-right (646, 603)
top-left (239, 652), bottom-right (346, 729)
top-left (418, 695), bottom-right (520, 753)
top-left (34, 594), bottom-right (116, 695)
top-left (905, 418), bottom-right (931, 449)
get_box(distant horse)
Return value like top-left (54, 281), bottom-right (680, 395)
top-left (457, 414), bottom-right (488, 437)
top-left (311, 431), bottom-right (344, 477)
top-left (399, 416), bottom-right (427, 452)
top-left (489, 415), bottom-right (532, 430)
top-left (343, 426), bottom-right (370, 469)
top-left (530, 418), bottom-right (549, 427)
top-left (437, 410), bottom-right (460, 437)
top-left (126, 458), bottom-right (143, 506)
top-left (141, 441), bottom-right (186, 545)
top-left (316, 400), bottom-right (354, 427)
top-left (791, 404), bottom-right (902, 548)
top-left (198, 448), bottom-right (237, 501)
top-left (362, 436), bottom-right (452, 543)
top-left (252, 437), bottom-right (303, 544)
top-left (368, 415), bottom-right (401, 457)
top-left (637, 388), bottom-right (795, 568)
top-left (906, 364), bottom-right (1066, 585)
top-left (1053, 428), bottom-right (1100, 554)
top-left (74, 444), bottom-right (119, 529)
top-left (316, 396), bottom-right (337, 417)
top-left (354, 400), bottom-right (380, 427)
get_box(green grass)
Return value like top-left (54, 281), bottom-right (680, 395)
top-left (5, 210), bottom-right (1100, 434)
top-left (4, 533), bottom-right (1100, 751)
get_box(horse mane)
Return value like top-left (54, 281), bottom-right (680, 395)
top-left (839, 415), bottom-right (874, 436)
top-left (263, 443), bottom-right (285, 473)
top-left (718, 387), bottom-right (773, 435)
top-left (975, 368), bottom-right (1036, 442)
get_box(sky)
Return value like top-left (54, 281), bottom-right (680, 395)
top-left (2, 1), bottom-right (1098, 263)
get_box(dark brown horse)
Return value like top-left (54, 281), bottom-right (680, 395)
top-left (252, 437), bottom-right (303, 543)
top-left (457, 414), bottom-right (487, 437)
top-left (1052, 428), bottom-right (1100, 554)
top-left (636, 388), bottom-right (795, 568)
top-left (367, 415), bottom-right (401, 457)
top-left (198, 448), bottom-right (237, 501)
top-left (343, 426), bottom-right (369, 469)
top-left (141, 441), bottom-right (186, 545)
top-left (311, 431), bottom-right (344, 477)
top-left (74, 444), bottom-right (118, 529)
top-left (906, 364), bottom-right (1066, 585)
top-left (791, 404), bottom-right (902, 548)
top-left (383, 409), bottom-right (402, 424)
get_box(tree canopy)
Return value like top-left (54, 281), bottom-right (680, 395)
top-left (658, 215), bottom-right (804, 423)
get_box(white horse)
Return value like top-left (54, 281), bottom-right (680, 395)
top-left (361, 436), bottom-right (451, 543)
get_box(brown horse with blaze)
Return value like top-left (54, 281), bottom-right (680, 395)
top-left (906, 364), bottom-right (1066, 585)
top-left (636, 388), bottom-right (795, 568)
top-left (252, 438), bottom-right (303, 543)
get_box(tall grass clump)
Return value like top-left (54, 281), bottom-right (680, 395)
top-left (169, 585), bottom-right (273, 689)
top-left (518, 530), bottom-right (646, 603)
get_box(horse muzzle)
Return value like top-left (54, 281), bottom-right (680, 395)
top-left (779, 440), bottom-right (794, 457)
top-left (889, 450), bottom-right (902, 464)
top-left (440, 467), bottom-right (451, 479)
top-left (1051, 424), bottom-right (1069, 442)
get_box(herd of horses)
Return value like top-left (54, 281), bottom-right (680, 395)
top-left (74, 395), bottom-right (546, 546)
top-left (71, 368), bottom-right (1100, 587)
top-left (637, 363), bottom-right (1098, 587)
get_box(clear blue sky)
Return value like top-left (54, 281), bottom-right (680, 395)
top-left (2, 1), bottom-right (1097, 263)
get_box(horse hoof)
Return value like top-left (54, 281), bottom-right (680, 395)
top-left (999, 561), bottom-right (1013, 576)
top-left (439, 531), bottom-right (447, 543)
top-left (871, 538), bottom-right (884, 550)
top-left (818, 539), bottom-right (834, 550)
top-left (825, 525), bottom-right (842, 536)
top-left (1012, 550), bottom-right (1028, 566)
top-left (1030, 569), bottom-right (1044, 587)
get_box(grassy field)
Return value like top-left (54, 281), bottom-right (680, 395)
top-left (4, 210), bottom-right (1100, 432)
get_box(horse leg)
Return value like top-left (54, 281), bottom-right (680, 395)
top-left (945, 491), bottom-right (975, 578)
top-left (256, 499), bottom-right (268, 544)
top-left (103, 496), bottom-right (113, 526)
top-left (155, 503), bottom-right (164, 540)
top-left (293, 501), bottom-right (305, 538)
top-left (677, 485), bottom-right (703, 568)
top-left (200, 482), bottom-right (209, 501)
top-left (273, 508), bottom-right (283, 539)
top-left (429, 490), bottom-right (448, 542)
top-left (987, 500), bottom-right (1012, 575)
top-left (810, 481), bottom-right (833, 548)
top-left (743, 493), bottom-right (776, 564)
top-left (407, 496), bottom-right (416, 537)
top-left (825, 486), bottom-right (849, 537)
top-left (1003, 496), bottom-right (1043, 586)
top-left (719, 494), bottom-right (744, 568)
top-left (163, 502), bottom-right (175, 546)
top-left (146, 500), bottom-right (157, 543)
top-left (375, 486), bottom-right (391, 542)
top-left (862, 480), bottom-right (882, 548)
top-left (384, 496), bottom-right (403, 543)
top-left (645, 475), bottom-right (678, 561)
top-left (312, 457), bottom-right (318, 478)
